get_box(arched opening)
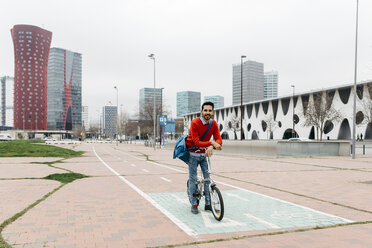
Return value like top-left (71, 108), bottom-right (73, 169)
top-left (247, 105), bottom-right (253, 118)
top-left (301, 95), bottom-right (310, 115)
top-left (365, 124), bottom-right (372, 139)
top-left (356, 111), bottom-right (364, 125)
top-left (219, 124), bottom-right (223, 132)
top-left (65, 106), bottom-right (73, 130)
top-left (221, 131), bottom-right (229, 140)
top-left (255, 103), bottom-right (260, 118)
top-left (282, 128), bottom-right (298, 139)
top-left (272, 100), bottom-right (278, 120)
top-left (247, 123), bottom-right (251, 132)
top-left (270, 131), bottom-right (274, 140)
top-left (324, 121), bottom-right (334, 134)
top-left (281, 98), bottom-right (290, 116)
top-left (262, 120), bottom-right (267, 132)
top-left (338, 88), bottom-right (351, 104)
top-left (262, 102), bottom-right (269, 114)
top-left (337, 119), bottom-right (351, 140)
top-left (309, 126), bottom-right (315, 139)
top-left (252, 130), bottom-right (259, 140)
top-left (294, 114), bottom-right (299, 124)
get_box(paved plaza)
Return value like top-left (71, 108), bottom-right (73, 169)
top-left (1, 143), bottom-right (372, 247)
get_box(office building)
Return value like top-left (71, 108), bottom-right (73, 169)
top-left (82, 105), bottom-right (89, 129)
top-left (232, 60), bottom-right (264, 105)
top-left (204, 95), bottom-right (224, 109)
top-left (264, 71), bottom-right (278, 99)
top-left (0, 76), bottom-right (14, 128)
top-left (47, 47), bottom-right (82, 130)
top-left (177, 91), bottom-right (201, 117)
top-left (139, 88), bottom-right (163, 120)
top-left (11, 24), bottom-right (52, 130)
top-left (102, 105), bottom-right (117, 137)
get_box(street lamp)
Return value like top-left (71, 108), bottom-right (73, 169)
top-left (114, 86), bottom-right (118, 146)
top-left (240, 55), bottom-right (246, 141)
top-left (352, 0), bottom-right (359, 159)
top-left (291, 85), bottom-right (295, 138)
top-left (148, 53), bottom-right (156, 150)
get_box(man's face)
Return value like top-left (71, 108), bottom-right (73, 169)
top-left (201, 105), bottom-right (214, 121)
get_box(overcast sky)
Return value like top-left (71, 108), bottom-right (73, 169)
top-left (1, 0), bottom-right (372, 123)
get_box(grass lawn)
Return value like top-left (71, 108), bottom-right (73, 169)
top-left (0, 140), bottom-right (83, 158)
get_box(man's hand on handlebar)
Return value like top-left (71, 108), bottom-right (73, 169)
top-left (211, 141), bottom-right (222, 150)
top-left (206, 146), bottom-right (214, 157)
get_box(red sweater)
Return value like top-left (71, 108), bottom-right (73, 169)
top-left (186, 117), bottom-right (222, 153)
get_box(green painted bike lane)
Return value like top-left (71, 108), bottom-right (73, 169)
top-left (148, 189), bottom-right (352, 235)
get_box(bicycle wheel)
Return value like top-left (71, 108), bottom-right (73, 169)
top-left (187, 179), bottom-right (199, 205)
top-left (209, 185), bottom-right (224, 221)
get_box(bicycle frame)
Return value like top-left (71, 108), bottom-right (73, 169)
top-left (194, 157), bottom-right (215, 199)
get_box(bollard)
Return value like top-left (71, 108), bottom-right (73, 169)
top-left (363, 144), bottom-right (365, 155)
top-left (350, 144), bottom-right (352, 154)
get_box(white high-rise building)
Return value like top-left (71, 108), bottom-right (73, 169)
top-left (264, 71), bottom-right (278, 99)
top-left (102, 105), bottom-right (117, 137)
top-left (204, 95), bottom-right (224, 109)
top-left (0, 76), bottom-right (14, 128)
top-left (232, 60), bottom-right (264, 105)
top-left (177, 91), bottom-right (201, 117)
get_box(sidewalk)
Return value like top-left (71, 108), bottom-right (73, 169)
top-left (1, 143), bottom-right (371, 247)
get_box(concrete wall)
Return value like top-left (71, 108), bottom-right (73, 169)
top-left (165, 140), bottom-right (350, 157)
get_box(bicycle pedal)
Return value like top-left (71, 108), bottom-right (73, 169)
top-left (193, 192), bottom-right (200, 197)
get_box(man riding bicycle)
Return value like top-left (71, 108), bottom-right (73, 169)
top-left (186, 101), bottom-right (222, 214)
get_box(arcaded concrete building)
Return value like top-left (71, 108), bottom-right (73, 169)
top-left (184, 81), bottom-right (372, 140)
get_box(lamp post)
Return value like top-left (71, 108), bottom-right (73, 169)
top-left (291, 85), bottom-right (295, 138)
top-left (114, 86), bottom-right (118, 146)
top-left (148, 53), bottom-right (156, 150)
top-left (240, 55), bottom-right (246, 141)
top-left (352, 0), bottom-right (359, 159)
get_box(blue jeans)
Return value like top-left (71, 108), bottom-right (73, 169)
top-left (188, 155), bottom-right (210, 206)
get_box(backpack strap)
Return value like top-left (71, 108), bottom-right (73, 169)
top-left (200, 120), bottom-right (212, 141)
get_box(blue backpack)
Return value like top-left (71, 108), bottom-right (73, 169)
top-left (173, 120), bottom-right (212, 163)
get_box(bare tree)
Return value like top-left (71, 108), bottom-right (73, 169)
top-left (72, 126), bottom-right (85, 139)
top-left (88, 124), bottom-right (100, 138)
top-left (303, 92), bottom-right (342, 140)
top-left (118, 109), bottom-right (130, 138)
top-left (264, 115), bottom-right (277, 139)
top-left (361, 97), bottom-right (372, 128)
top-left (136, 101), bottom-right (171, 139)
top-left (225, 114), bottom-right (239, 140)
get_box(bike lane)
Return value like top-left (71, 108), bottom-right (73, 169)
top-left (94, 145), bottom-right (353, 237)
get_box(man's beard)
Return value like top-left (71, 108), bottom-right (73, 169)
top-left (203, 114), bottom-right (211, 120)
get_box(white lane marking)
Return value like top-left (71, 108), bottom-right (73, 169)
top-left (201, 211), bottom-right (245, 227)
top-left (216, 180), bottom-right (353, 223)
top-left (114, 149), bottom-right (146, 161)
top-left (160, 177), bottom-right (172, 183)
top-left (147, 161), bottom-right (186, 173)
top-left (142, 169), bottom-right (150, 173)
top-left (244, 213), bottom-right (280, 229)
top-left (92, 147), bottom-right (197, 237)
top-left (130, 164), bottom-right (136, 167)
top-left (112, 146), bottom-right (353, 223)
top-left (226, 192), bottom-right (250, 202)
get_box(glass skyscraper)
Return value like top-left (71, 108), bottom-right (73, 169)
top-left (177, 91), bottom-right (201, 117)
top-left (203, 95), bottom-right (224, 109)
top-left (47, 47), bottom-right (82, 130)
top-left (0, 76), bottom-right (14, 128)
top-left (103, 105), bottom-right (117, 137)
top-left (264, 71), bottom-right (278, 99)
top-left (139, 88), bottom-right (163, 120)
top-left (232, 60), bottom-right (264, 105)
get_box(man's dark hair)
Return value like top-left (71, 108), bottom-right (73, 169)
top-left (202, 101), bottom-right (214, 110)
